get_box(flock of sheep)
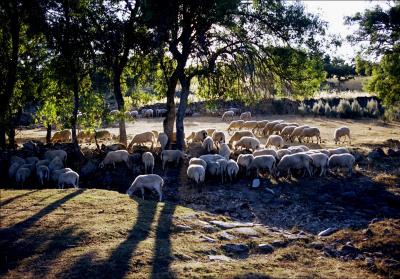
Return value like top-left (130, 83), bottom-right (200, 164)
top-left (8, 109), bottom-right (355, 202)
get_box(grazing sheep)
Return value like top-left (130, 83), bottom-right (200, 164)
top-left (226, 159), bottom-right (239, 181)
top-left (152, 130), bottom-right (159, 139)
top-left (228, 130), bottom-right (255, 145)
top-left (9, 162), bottom-right (22, 180)
top-left (109, 109), bottom-right (120, 116)
top-left (15, 167), bottom-right (31, 187)
top-left (265, 135), bottom-right (284, 149)
top-left (249, 155), bottom-right (276, 177)
top-left (157, 132), bottom-right (169, 150)
top-left (228, 107), bottom-right (240, 115)
top-left (49, 157), bottom-right (64, 172)
top-left (280, 125), bottom-right (297, 140)
top-left (262, 120), bottom-right (284, 136)
top-left (211, 131), bottom-right (226, 148)
top-left (206, 161), bottom-right (220, 177)
top-left (128, 132), bottom-right (155, 149)
top-left (187, 165), bottom-right (206, 185)
top-left (161, 150), bottom-right (187, 170)
top-left (100, 150), bottom-right (130, 168)
top-left (253, 120), bottom-right (269, 135)
top-left (10, 156), bottom-right (25, 166)
top-left (309, 153), bottom-right (329, 176)
top-left (334, 126), bottom-right (351, 144)
top-left (234, 136), bottom-right (260, 151)
top-left (328, 153), bottom-right (355, 175)
top-left (19, 163), bottom-right (35, 172)
top-left (142, 152), bottom-right (155, 174)
top-left (276, 149), bottom-right (292, 160)
top-left (186, 130), bottom-right (208, 143)
top-left (155, 108), bottom-right (167, 117)
top-left (240, 111), bottom-right (252, 121)
top-left (218, 143), bottom-right (232, 160)
top-left (227, 120), bottom-right (244, 134)
top-left (36, 159), bottom-right (50, 168)
top-left (50, 168), bottom-right (73, 184)
top-left (44, 150), bottom-right (68, 164)
top-left (328, 147), bottom-right (350, 156)
top-left (253, 148), bottom-right (278, 159)
top-left (127, 174), bottom-right (164, 201)
top-left (271, 123), bottom-right (290, 135)
top-left (277, 153), bottom-right (313, 178)
top-left (240, 121), bottom-right (258, 131)
top-left (297, 145), bottom-right (310, 151)
top-left (26, 157), bottom-right (39, 165)
top-left (143, 109), bottom-right (154, 118)
top-left (36, 165), bottom-right (50, 186)
top-left (51, 129), bottom-right (71, 143)
top-left (222, 110), bottom-right (235, 122)
top-left (58, 170), bottom-right (79, 189)
top-left (202, 136), bottom-right (214, 153)
top-left (199, 154), bottom-right (225, 164)
top-left (130, 110), bottom-right (139, 118)
top-left (77, 130), bottom-right (94, 143)
top-left (287, 146), bottom-right (305, 154)
top-left (313, 149), bottom-right (330, 156)
top-left (290, 125), bottom-right (309, 142)
top-left (217, 159), bottom-right (228, 183)
top-left (237, 154), bottom-right (254, 175)
top-left (206, 129), bottom-right (216, 137)
top-left (189, 158), bottom-right (207, 169)
top-left (299, 127), bottom-right (321, 144)
top-left (95, 130), bottom-right (112, 141)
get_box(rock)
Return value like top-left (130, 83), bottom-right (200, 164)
top-left (252, 178), bottom-right (260, 188)
top-left (233, 227), bottom-right (259, 237)
top-left (222, 243), bottom-right (249, 255)
top-left (208, 255), bottom-right (233, 262)
top-left (218, 231), bottom-right (236, 241)
top-left (81, 160), bottom-right (98, 177)
top-left (257, 244), bottom-right (274, 254)
top-left (318, 227), bottom-right (337, 237)
top-left (201, 235), bottom-right (216, 243)
top-left (209, 220), bottom-right (254, 229)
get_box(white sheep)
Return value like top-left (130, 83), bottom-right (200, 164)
top-left (199, 154), bottom-right (225, 164)
top-left (50, 168), bottom-right (73, 184)
top-left (187, 165), bottom-right (206, 185)
top-left (26, 157), bottom-right (39, 165)
top-left (328, 147), bottom-right (350, 156)
top-left (237, 154), bottom-right (254, 175)
top-left (334, 126), bottom-right (351, 144)
top-left (328, 153), bottom-right (355, 175)
top-left (186, 130), bottom-right (208, 143)
top-left (44, 150), bottom-right (68, 164)
top-left (10, 156), bottom-right (25, 166)
top-left (240, 111), bottom-right (251, 121)
top-left (222, 110), bottom-right (235, 122)
top-left (15, 167), bottom-right (31, 187)
top-left (262, 120), bottom-right (284, 136)
top-left (276, 149), bottom-right (292, 160)
top-left (234, 136), bottom-right (260, 151)
top-left (130, 110), bottom-right (139, 118)
top-left (49, 157), bottom-right (64, 172)
top-left (128, 132), bottom-right (155, 149)
top-left (36, 159), bottom-right (50, 168)
top-left (51, 129), bottom-right (71, 143)
top-left (277, 153), bottom-right (313, 178)
top-left (313, 149), bottom-right (330, 156)
top-left (211, 131), bottom-right (226, 148)
top-left (271, 123), bottom-right (289, 135)
top-left (299, 127), bottom-right (321, 144)
top-left (253, 148), bottom-right (278, 159)
top-left (127, 174), bottom-right (164, 201)
top-left (161, 150), bottom-right (187, 170)
top-left (290, 125), bottom-right (309, 142)
top-left (228, 107), bottom-right (240, 115)
top-left (249, 155), bottom-right (276, 177)
top-left (227, 120), bottom-right (244, 134)
top-left (58, 170), bottom-right (79, 189)
top-left (142, 152), bottom-right (155, 174)
top-left (297, 145), bottom-right (310, 151)
top-left (100, 150), bottom-right (130, 168)
top-left (189, 158), bottom-right (207, 169)
top-left (157, 132), bottom-right (168, 150)
top-left (143, 109), bottom-right (154, 118)
top-left (240, 121), bottom-right (258, 131)
top-left (226, 159), bottom-right (239, 181)
top-left (265, 135), bottom-right (284, 149)
top-left (309, 153), bottom-right (329, 176)
top-left (206, 161), bottom-right (220, 177)
top-left (218, 143), bottom-right (232, 160)
top-left (228, 130), bottom-right (255, 145)
top-left (36, 165), bottom-right (50, 186)
top-left (8, 162), bottom-right (22, 180)
top-left (253, 120), bottom-right (269, 135)
top-left (280, 125), bottom-right (297, 140)
top-left (202, 136), bottom-right (214, 153)
top-left (287, 146), bottom-right (305, 154)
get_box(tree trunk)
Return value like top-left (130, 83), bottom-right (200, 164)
top-left (113, 70), bottom-right (127, 146)
top-left (8, 126), bottom-right (15, 149)
top-left (176, 76), bottom-right (190, 150)
top-left (46, 125), bottom-right (52, 143)
top-left (163, 75), bottom-right (179, 147)
top-left (0, 126), bottom-right (6, 149)
top-left (71, 80), bottom-right (79, 146)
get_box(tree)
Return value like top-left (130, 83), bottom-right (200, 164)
top-left (323, 55), bottom-right (356, 91)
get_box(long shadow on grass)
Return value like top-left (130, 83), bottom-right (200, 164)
top-left (0, 190), bottom-right (39, 207)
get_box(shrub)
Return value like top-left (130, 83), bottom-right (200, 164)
top-left (331, 106), bottom-right (338, 118)
top-left (312, 100), bottom-right (325, 116)
top-left (298, 102), bottom-right (308, 116)
top-left (351, 99), bottom-right (362, 117)
top-left (336, 99), bottom-right (352, 118)
top-left (324, 103), bottom-right (332, 117)
top-left (366, 99), bottom-right (380, 117)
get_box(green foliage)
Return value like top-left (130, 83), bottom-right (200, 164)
top-left (366, 99), bottom-right (380, 117)
top-left (323, 55), bottom-right (356, 85)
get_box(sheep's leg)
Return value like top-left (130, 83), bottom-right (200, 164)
top-left (141, 188), bottom-right (145, 200)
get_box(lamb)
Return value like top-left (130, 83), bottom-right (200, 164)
top-left (253, 148), bottom-right (278, 159)
top-left (328, 153), bottom-right (355, 175)
top-left (128, 132), bottom-right (155, 149)
top-left (186, 130), bottom-right (208, 143)
top-left (187, 165), bottom-right (206, 185)
top-left (280, 125), bottom-right (297, 140)
top-left (299, 127), bottom-right (321, 144)
top-left (249, 155), bottom-right (276, 177)
top-left (143, 109), bottom-right (154, 118)
top-left (328, 147), bottom-right (350, 156)
top-left (10, 155), bottom-right (25, 166)
top-left (50, 168), bottom-right (73, 184)
top-left (234, 136), bottom-right (260, 151)
top-left (15, 167), bottom-right (31, 187)
top-left (290, 125), bottom-right (309, 142)
top-left (26, 157), bottom-right (39, 165)
top-left (202, 136), bottom-right (214, 153)
top-left (157, 133), bottom-right (168, 150)
top-left (100, 150), bottom-right (130, 168)
top-left (240, 121), bottom-right (258, 131)
top-left (227, 120), bottom-right (244, 134)
top-left (44, 150), bottom-right (68, 164)
top-left (222, 110), bottom-right (235, 122)
top-left (218, 143), bottom-right (232, 160)
top-left (51, 129), bottom-right (71, 143)
top-left (211, 131), bottom-right (225, 148)
top-left (228, 130), bottom-right (255, 145)
top-left (161, 150), bottom-right (187, 170)
top-left (142, 152), bottom-right (155, 174)
top-left (277, 153), bottom-right (313, 178)
top-left (276, 149), bottom-right (292, 160)
top-left (265, 135), bottom-right (284, 149)
top-left (127, 174), bottom-right (164, 201)
top-left (237, 154), bottom-right (254, 175)
top-left (309, 153), bottom-right (329, 176)
top-left (334, 126), bottom-right (351, 144)
top-left (189, 158), bottom-right (207, 169)
top-left (240, 111), bottom-right (252, 121)
top-left (36, 165), bottom-right (50, 186)
top-left (226, 159), bottom-right (239, 181)
top-left (58, 170), bottom-right (79, 189)
top-left (48, 157), bottom-right (64, 172)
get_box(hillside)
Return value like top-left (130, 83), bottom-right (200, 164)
top-left (1, 189), bottom-right (399, 278)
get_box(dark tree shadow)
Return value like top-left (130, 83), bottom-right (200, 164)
top-left (0, 190), bottom-right (39, 207)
